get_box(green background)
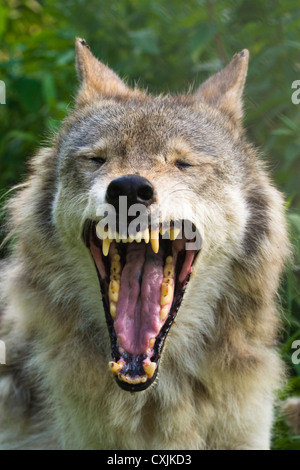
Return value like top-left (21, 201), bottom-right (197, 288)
top-left (0, 0), bottom-right (299, 449)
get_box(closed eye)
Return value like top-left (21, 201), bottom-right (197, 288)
top-left (175, 160), bottom-right (193, 170)
top-left (90, 157), bottom-right (106, 166)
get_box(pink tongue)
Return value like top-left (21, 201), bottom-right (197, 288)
top-left (114, 243), bottom-right (164, 355)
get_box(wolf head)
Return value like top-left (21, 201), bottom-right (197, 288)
top-left (11, 40), bottom-right (287, 394)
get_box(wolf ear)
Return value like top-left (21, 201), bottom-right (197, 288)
top-left (75, 38), bottom-right (133, 104)
top-left (194, 50), bottom-right (249, 122)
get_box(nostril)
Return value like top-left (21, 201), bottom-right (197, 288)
top-left (107, 182), bottom-right (123, 201)
top-left (137, 184), bottom-right (154, 203)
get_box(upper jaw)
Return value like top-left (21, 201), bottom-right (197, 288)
top-left (83, 218), bottom-right (201, 392)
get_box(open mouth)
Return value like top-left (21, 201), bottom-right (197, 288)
top-left (83, 220), bottom-right (200, 392)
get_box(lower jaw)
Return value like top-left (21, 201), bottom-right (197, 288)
top-left (85, 220), bottom-right (199, 392)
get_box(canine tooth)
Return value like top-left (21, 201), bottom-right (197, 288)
top-left (110, 303), bottom-right (117, 319)
top-left (149, 337), bottom-right (155, 348)
top-left (109, 361), bottom-right (123, 375)
top-left (160, 305), bottom-right (169, 321)
top-left (102, 238), bottom-right (111, 256)
top-left (160, 282), bottom-right (173, 305)
top-left (109, 280), bottom-right (120, 302)
top-left (150, 231), bottom-right (159, 254)
top-left (144, 362), bottom-right (156, 378)
top-left (163, 264), bottom-right (174, 278)
top-left (143, 228), bottom-right (150, 244)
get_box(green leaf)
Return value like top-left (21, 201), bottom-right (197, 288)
top-left (128, 29), bottom-right (160, 55)
top-left (288, 213), bottom-right (300, 235)
top-left (0, 5), bottom-right (8, 37)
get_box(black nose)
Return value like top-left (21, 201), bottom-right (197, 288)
top-left (106, 174), bottom-right (155, 210)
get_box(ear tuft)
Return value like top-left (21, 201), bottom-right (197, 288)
top-left (195, 49), bottom-right (249, 122)
top-left (78, 38), bottom-right (89, 48)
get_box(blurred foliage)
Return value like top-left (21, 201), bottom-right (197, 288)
top-left (0, 0), bottom-right (300, 449)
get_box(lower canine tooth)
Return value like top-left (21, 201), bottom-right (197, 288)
top-left (144, 362), bottom-right (157, 378)
top-left (109, 361), bottom-right (123, 375)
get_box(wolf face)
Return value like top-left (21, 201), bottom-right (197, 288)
top-left (51, 40), bottom-right (278, 392)
top-left (0, 39), bottom-right (289, 449)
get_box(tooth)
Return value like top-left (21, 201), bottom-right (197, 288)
top-left (160, 227), bottom-right (168, 237)
top-left (149, 337), bottom-right (155, 348)
top-left (128, 235), bottom-right (134, 243)
top-left (102, 238), bottom-right (111, 256)
top-left (120, 374), bottom-right (130, 383)
top-left (115, 233), bottom-right (120, 243)
top-left (160, 305), bottom-right (169, 321)
top-left (96, 224), bottom-right (107, 240)
top-left (135, 232), bottom-right (142, 243)
top-left (144, 362), bottom-right (157, 378)
top-left (108, 228), bottom-right (115, 240)
top-left (150, 231), bottom-right (159, 254)
top-left (111, 260), bottom-right (121, 275)
top-left (113, 254), bottom-right (120, 262)
top-left (110, 303), bottom-right (117, 319)
top-left (109, 280), bottom-right (120, 302)
top-left (110, 279), bottom-right (120, 293)
top-left (166, 256), bottom-right (173, 264)
top-left (109, 361), bottom-right (123, 375)
top-left (160, 282), bottom-right (173, 305)
top-left (143, 228), bottom-right (150, 244)
top-left (163, 264), bottom-right (174, 278)
top-left (170, 228), bottom-right (181, 241)
top-left (163, 277), bottom-right (174, 286)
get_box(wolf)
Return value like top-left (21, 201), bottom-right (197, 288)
top-left (0, 39), bottom-right (289, 450)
